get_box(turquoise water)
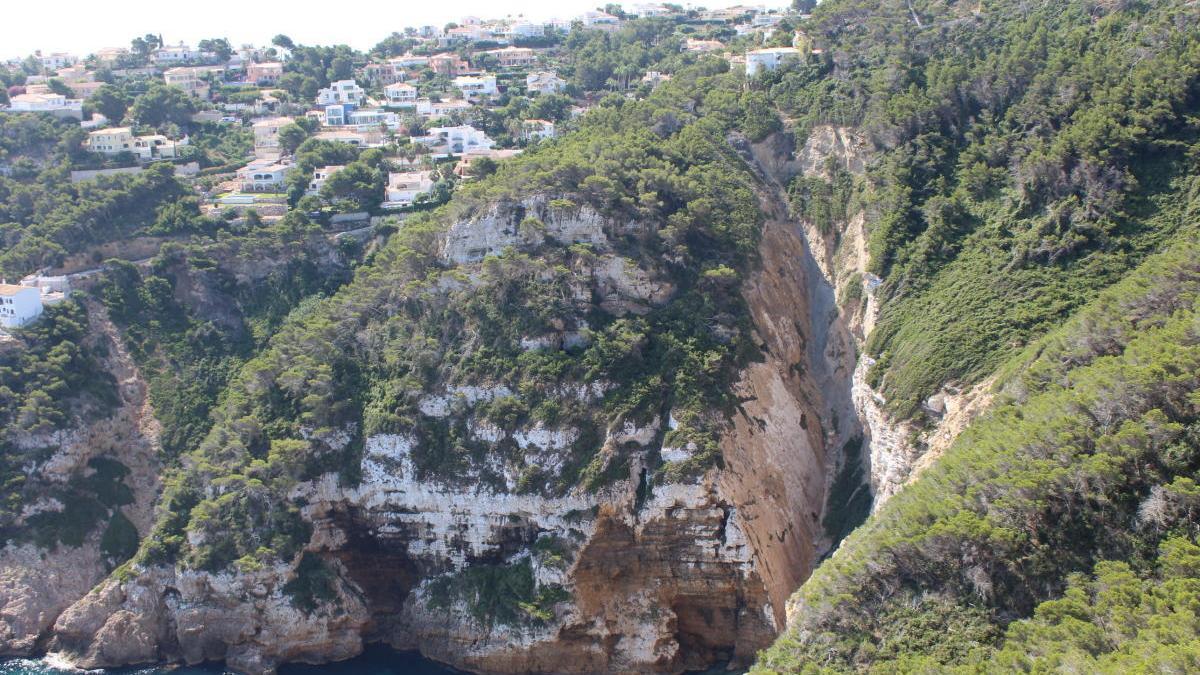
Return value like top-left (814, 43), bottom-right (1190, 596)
top-left (0, 646), bottom-right (461, 674)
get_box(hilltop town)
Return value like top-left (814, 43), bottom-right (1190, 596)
top-left (0, 2), bottom-right (816, 332)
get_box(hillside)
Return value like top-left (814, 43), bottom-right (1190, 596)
top-left (751, 0), bottom-right (1200, 670)
top-left (0, 0), bottom-right (1198, 673)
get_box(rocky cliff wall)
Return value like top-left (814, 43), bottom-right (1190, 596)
top-left (44, 188), bottom-right (852, 674)
top-left (0, 303), bottom-right (162, 655)
top-left (747, 125), bottom-right (995, 508)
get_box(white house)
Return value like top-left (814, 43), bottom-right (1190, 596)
top-left (84, 127), bottom-right (135, 153)
top-left (389, 54), bottom-right (430, 68)
top-left (486, 46), bottom-right (537, 68)
top-left (93, 47), bottom-right (129, 65)
top-left (324, 106), bottom-right (398, 129)
top-left (154, 43), bottom-right (203, 64)
top-left (384, 83), bottom-right (418, 107)
top-left (312, 129), bottom-right (377, 147)
top-left (18, 275), bottom-right (69, 306)
top-left (37, 52), bottom-right (78, 71)
top-left (634, 3), bottom-right (673, 17)
top-left (84, 127), bottom-right (186, 160)
top-left (5, 93), bottom-right (83, 119)
top-left (130, 134), bottom-right (186, 161)
top-left (316, 80), bottom-right (366, 106)
top-left (163, 67), bottom-right (213, 99)
top-left (452, 74), bottom-right (497, 102)
top-left (383, 170), bottom-right (435, 208)
top-left (415, 98), bottom-right (473, 119)
top-left (419, 125), bottom-right (494, 155)
top-left (506, 21), bottom-right (545, 39)
top-left (522, 119), bottom-right (556, 141)
top-left (745, 47), bottom-right (801, 77)
top-left (582, 10), bottom-right (621, 26)
top-left (0, 284), bottom-right (43, 329)
top-left (237, 160), bottom-right (293, 192)
top-left (526, 71), bottom-right (566, 95)
top-left (642, 71), bottom-right (671, 86)
top-left (252, 116), bottom-right (294, 153)
top-left (307, 165), bottom-right (344, 194)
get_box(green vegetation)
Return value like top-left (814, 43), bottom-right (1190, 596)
top-left (0, 157), bottom-right (196, 277)
top-left (119, 58), bottom-right (769, 581)
top-left (283, 552), bottom-right (340, 613)
top-left (426, 557), bottom-right (567, 627)
top-left (755, 236), bottom-right (1200, 672)
top-left (760, 0), bottom-right (1200, 417)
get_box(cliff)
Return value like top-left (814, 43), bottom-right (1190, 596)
top-left (0, 303), bottom-right (162, 655)
top-left (44, 164), bottom-right (858, 673)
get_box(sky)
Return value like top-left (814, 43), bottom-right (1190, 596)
top-left (4, 0), bottom-right (787, 60)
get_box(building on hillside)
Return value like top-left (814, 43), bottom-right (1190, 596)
top-left (55, 65), bottom-right (92, 83)
top-left (415, 98), bottom-right (473, 118)
top-left (37, 52), bottom-right (78, 70)
top-left (525, 71), bottom-right (566, 95)
top-left (384, 82), bottom-right (418, 107)
top-left (582, 10), bottom-right (621, 26)
top-left (642, 71), bottom-right (671, 86)
top-left (154, 43), bottom-right (203, 64)
top-left (93, 47), bottom-right (129, 64)
top-left (685, 38), bottom-right (725, 53)
top-left (634, 3), bottom-right (673, 17)
top-left (521, 119), bottom-right (556, 142)
top-left (745, 47), bottom-right (801, 77)
top-left (252, 116), bottom-right (293, 153)
top-left (429, 53), bottom-right (471, 77)
top-left (0, 284), bottom-right (43, 329)
top-left (71, 81), bottom-right (106, 99)
top-left (324, 106), bottom-right (399, 129)
top-left (312, 129), bottom-right (377, 147)
top-left (19, 275), bottom-right (69, 306)
top-left (452, 74), bottom-right (497, 102)
top-left (418, 125), bottom-right (494, 155)
top-left (315, 80), bottom-right (366, 106)
top-left (237, 159), bottom-right (293, 192)
top-left (453, 147), bottom-right (521, 177)
top-left (389, 54), bottom-right (429, 69)
top-left (163, 67), bottom-right (213, 98)
top-left (486, 46), bottom-right (536, 68)
top-left (246, 61), bottom-right (283, 85)
top-left (752, 12), bottom-right (784, 28)
top-left (131, 134), bottom-right (186, 160)
top-left (85, 127), bottom-right (185, 160)
top-left (383, 171), bottom-right (435, 208)
top-left (56, 65), bottom-right (103, 98)
top-left (5, 93), bottom-right (83, 119)
top-left (307, 165), bottom-right (344, 194)
top-left (83, 127), bottom-right (134, 153)
top-left (440, 25), bottom-right (485, 46)
top-left (363, 61), bottom-right (404, 85)
top-left (504, 21), bottom-right (545, 40)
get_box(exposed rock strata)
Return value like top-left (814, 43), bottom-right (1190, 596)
top-left (0, 304), bottom-right (161, 655)
top-left (43, 193), bottom-right (844, 674)
top-left (748, 125), bottom-right (995, 507)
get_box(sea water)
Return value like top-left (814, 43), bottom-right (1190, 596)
top-left (0, 646), bottom-right (461, 674)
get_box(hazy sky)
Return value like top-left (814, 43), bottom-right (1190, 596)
top-left (5, 0), bottom-right (785, 60)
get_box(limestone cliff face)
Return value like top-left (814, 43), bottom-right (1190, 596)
top-left (0, 303), bottom-right (161, 655)
top-left (43, 192), bottom-right (855, 674)
top-left (746, 126), bottom-right (994, 508)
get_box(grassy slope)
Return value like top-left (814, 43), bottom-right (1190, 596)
top-left (763, 0), bottom-right (1200, 416)
top-left (755, 232), bottom-right (1200, 671)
